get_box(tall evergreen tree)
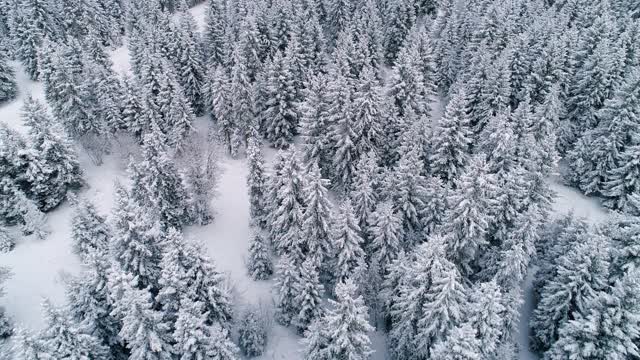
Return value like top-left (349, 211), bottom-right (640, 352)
top-left (0, 51), bottom-right (16, 102)
top-left (300, 162), bottom-right (333, 266)
top-left (203, 0), bottom-right (227, 65)
top-left (302, 279), bottom-right (374, 360)
top-left (275, 253), bottom-right (300, 326)
top-left (292, 257), bottom-right (324, 333)
top-left (331, 200), bottom-right (366, 286)
top-left (247, 234), bottom-right (273, 281)
top-left (247, 137), bottom-right (267, 227)
top-left (71, 198), bottom-right (111, 261)
top-left (368, 201), bottom-right (403, 271)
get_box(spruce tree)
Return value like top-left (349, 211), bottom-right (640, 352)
top-left (206, 67), bottom-right (234, 152)
top-left (238, 308), bottom-right (267, 357)
top-left (300, 162), bottom-right (333, 265)
top-left (466, 281), bottom-right (506, 358)
top-left (137, 126), bottom-right (190, 229)
top-left (247, 137), bottom-right (267, 227)
top-left (368, 201), bottom-right (403, 271)
top-left (39, 300), bottom-right (111, 359)
top-left (247, 234), bottom-right (273, 281)
top-left (430, 323), bottom-right (481, 360)
top-left (274, 253), bottom-right (300, 326)
top-left (182, 143), bottom-right (217, 226)
top-left (110, 186), bottom-right (163, 291)
top-left (173, 297), bottom-right (239, 360)
top-left (0, 226), bottom-right (15, 253)
top-left (299, 73), bottom-right (330, 168)
top-left (10, 4), bottom-right (43, 80)
top-left (383, 0), bottom-right (416, 64)
top-left (0, 51), bottom-right (17, 102)
top-left (293, 257), bottom-right (324, 333)
top-left (331, 200), bottom-right (366, 286)
top-left (261, 51), bottom-right (300, 149)
top-left (302, 278), bottom-right (374, 360)
top-left (203, 0), bottom-right (227, 65)
top-left (71, 198), bottom-right (111, 261)
top-left (351, 65), bottom-right (385, 159)
top-left (350, 152), bottom-right (380, 234)
top-left (429, 88), bottom-right (473, 184)
top-left (530, 233), bottom-right (611, 352)
top-left (387, 45), bottom-right (429, 119)
top-left (228, 45), bottom-right (255, 146)
top-left (21, 96), bottom-right (83, 211)
top-left (175, 9), bottom-right (206, 116)
top-left (270, 150), bottom-right (306, 256)
top-left (116, 284), bottom-right (174, 360)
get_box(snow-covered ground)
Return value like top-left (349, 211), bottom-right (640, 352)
top-left (0, 3), bottom-right (610, 359)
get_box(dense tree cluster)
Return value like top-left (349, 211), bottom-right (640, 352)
top-left (0, 0), bottom-right (638, 359)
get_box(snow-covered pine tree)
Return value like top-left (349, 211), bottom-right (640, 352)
top-left (82, 59), bottom-right (125, 137)
top-left (9, 3), bottom-right (43, 80)
top-left (300, 162), bottom-right (333, 266)
top-left (387, 44), bottom-right (429, 119)
top-left (247, 234), bottom-right (273, 281)
top-left (203, 0), bottom-right (227, 65)
top-left (385, 146), bottom-right (428, 243)
top-left (228, 44), bottom-right (255, 146)
top-left (156, 227), bottom-right (192, 331)
top-left (270, 150), bottom-right (306, 257)
top-left (0, 51), bottom-right (17, 102)
top-left (302, 278), bottom-right (374, 360)
top-left (530, 232), bottom-right (611, 352)
top-left (116, 284), bottom-right (174, 360)
top-left (429, 322), bottom-right (481, 360)
top-left (465, 280), bottom-right (506, 358)
top-left (173, 297), bottom-right (239, 360)
top-left (182, 142), bottom-right (217, 226)
top-left (274, 253), bottom-right (300, 326)
top-left (351, 65), bottom-right (385, 159)
top-left (350, 152), bottom-right (380, 234)
top-left (383, 0), bottom-right (416, 64)
top-left (21, 96), bottom-right (83, 211)
top-left (331, 200), bottom-right (366, 286)
top-left (0, 122), bottom-right (28, 182)
top-left (261, 50), bottom-right (300, 149)
top-left (388, 236), bottom-right (466, 359)
top-left (238, 308), bottom-right (267, 357)
top-left (64, 252), bottom-right (123, 357)
top-left (137, 126), bottom-right (190, 229)
top-left (546, 270), bottom-right (640, 360)
top-left (205, 66), bottom-right (234, 153)
top-left (293, 257), bottom-right (324, 333)
top-left (324, 0), bottom-right (353, 44)
top-left (247, 137), bottom-right (267, 227)
top-left (174, 9), bottom-right (206, 116)
top-left (119, 75), bottom-right (148, 138)
top-left (71, 198), bottom-right (111, 261)
top-left (299, 73), bottom-right (330, 168)
top-left (39, 299), bottom-right (111, 359)
top-left (110, 186), bottom-right (163, 291)
top-left (12, 185), bottom-right (48, 239)
top-left (0, 226), bottom-right (14, 253)
top-left (368, 201), bottom-right (403, 271)
top-left (441, 155), bottom-right (497, 274)
top-left (0, 266), bottom-right (11, 338)
top-left (429, 87), bottom-right (473, 184)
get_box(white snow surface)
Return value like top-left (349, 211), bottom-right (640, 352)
top-left (0, 3), bottom-right (610, 359)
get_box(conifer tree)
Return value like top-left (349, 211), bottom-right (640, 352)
top-left (0, 226), bottom-right (15, 253)
top-left (110, 186), bottom-right (163, 291)
top-left (21, 96), bottom-right (83, 211)
top-left (203, 0), bottom-right (227, 65)
top-left (387, 45), bottom-right (429, 119)
top-left (175, 9), bottom-right (206, 116)
top-left (331, 200), bottom-right (366, 286)
top-left (293, 257), bottom-right (324, 333)
top-left (270, 150), bottom-right (306, 256)
top-left (156, 228), bottom-right (192, 330)
top-left (116, 284), bottom-right (174, 360)
top-left (238, 308), bottom-right (267, 357)
top-left (206, 67), bottom-right (234, 153)
top-left (350, 152), bottom-right (380, 234)
top-left (65, 252), bottom-right (122, 356)
top-left (530, 233), bottom-right (611, 352)
top-left (302, 278), bottom-right (374, 360)
top-left (247, 234), bottom-right (273, 281)
top-left (173, 297), bottom-right (239, 360)
top-left (137, 127), bottom-right (190, 229)
top-left (546, 271), bottom-right (640, 360)
top-left (10, 4), bottom-right (42, 80)
top-left (325, 0), bottom-right (353, 43)
top-left (383, 0), bottom-right (416, 64)
top-left (301, 162), bottom-right (333, 265)
top-left (120, 76), bottom-right (148, 138)
top-left (0, 51), bottom-right (17, 102)
top-left (228, 45), bottom-right (255, 143)
top-left (275, 253), bottom-right (300, 326)
top-left (262, 51), bottom-right (300, 149)
top-left (299, 73), bottom-right (330, 168)
top-left (39, 300), bottom-right (111, 359)
top-left (430, 88), bottom-right (473, 184)
top-left (368, 201), bottom-right (403, 271)
top-left (430, 323), bottom-right (481, 360)
top-left (247, 137), bottom-right (267, 227)
top-left (441, 155), bottom-right (496, 273)
top-left (182, 143), bottom-right (217, 226)
top-left (351, 66), bottom-right (385, 158)
top-left (71, 198), bottom-right (111, 261)
top-left (466, 281), bottom-right (505, 358)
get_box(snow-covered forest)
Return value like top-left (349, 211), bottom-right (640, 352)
top-left (0, 0), bottom-right (639, 359)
